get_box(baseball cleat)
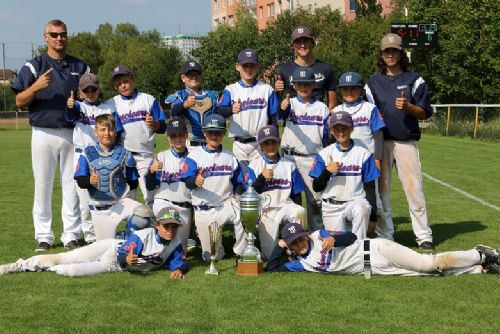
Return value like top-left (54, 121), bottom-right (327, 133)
top-left (35, 242), bottom-right (51, 252)
top-left (475, 245), bottom-right (500, 265)
top-left (64, 240), bottom-right (80, 250)
top-left (483, 262), bottom-right (500, 274)
top-left (0, 262), bottom-right (22, 275)
top-left (187, 239), bottom-right (197, 252)
top-left (419, 241), bottom-right (435, 252)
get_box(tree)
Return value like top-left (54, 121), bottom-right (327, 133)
top-left (66, 32), bottom-right (103, 73)
top-left (355, 0), bottom-right (383, 18)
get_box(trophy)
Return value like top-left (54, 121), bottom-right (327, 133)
top-left (205, 222), bottom-right (222, 275)
top-left (236, 180), bottom-right (264, 276)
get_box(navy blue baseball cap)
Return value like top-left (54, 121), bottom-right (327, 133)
top-left (291, 66), bottom-right (315, 83)
top-left (181, 60), bottom-right (202, 74)
top-left (237, 48), bottom-right (259, 65)
top-left (112, 65), bottom-right (133, 80)
top-left (202, 114), bottom-right (226, 132)
top-left (291, 26), bottom-right (314, 43)
top-left (257, 125), bottom-right (280, 144)
top-left (330, 111), bottom-right (353, 128)
top-left (338, 72), bottom-right (364, 88)
top-left (281, 223), bottom-right (308, 245)
top-left (166, 117), bottom-right (188, 136)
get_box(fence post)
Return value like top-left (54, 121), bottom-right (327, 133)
top-left (473, 106), bottom-right (479, 139)
top-left (445, 106), bottom-right (451, 136)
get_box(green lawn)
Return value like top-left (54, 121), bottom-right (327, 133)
top-left (0, 130), bottom-right (499, 334)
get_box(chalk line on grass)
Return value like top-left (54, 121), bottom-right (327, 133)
top-left (423, 172), bottom-right (500, 212)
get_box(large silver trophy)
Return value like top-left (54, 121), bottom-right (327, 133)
top-left (236, 180), bottom-right (263, 276)
top-left (205, 222), bottom-right (222, 275)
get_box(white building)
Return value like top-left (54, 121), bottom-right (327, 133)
top-left (162, 34), bottom-right (201, 59)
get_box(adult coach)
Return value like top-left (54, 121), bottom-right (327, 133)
top-left (364, 33), bottom-right (434, 251)
top-left (11, 19), bottom-right (89, 251)
top-left (275, 26), bottom-right (338, 110)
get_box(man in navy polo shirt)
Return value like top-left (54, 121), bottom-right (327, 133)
top-left (275, 26), bottom-right (338, 110)
top-left (11, 19), bottom-right (90, 252)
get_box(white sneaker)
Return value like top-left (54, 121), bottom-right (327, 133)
top-left (0, 261), bottom-right (22, 275)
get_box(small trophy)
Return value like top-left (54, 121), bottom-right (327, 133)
top-left (205, 222), bottom-right (222, 275)
top-left (236, 180), bottom-right (264, 276)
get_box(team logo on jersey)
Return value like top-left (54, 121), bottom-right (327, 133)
top-left (397, 85), bottom-right (408, 90)
top-left (181, 163), bottom-right (189, 173)
top-left (288, 226), bottom-right (297, 234)
top-left (98, 159), bottom-right (112, 167)
top-left (314, 73), bottom-right (325, 82)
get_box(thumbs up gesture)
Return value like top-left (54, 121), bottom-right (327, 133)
top-left (67, 90), bottom-right (75, 109)
top-left (326, 157), bottom-right (340, 174)
top-left (33, 68), bottom-right (53, 91)
top-left (261, 164), bottom-right (274, 180)
top-left (232, 99), bottom-right (242, 114)
top-left (195, 169), bottom-right (205, 187)
top-left (90, 166), bottom-right (99, 186)
top-left (149, 155), bottom-right (163, 173)
top-left (145, 111), bottom-right (154, 127)
top-left (280, 93), bottom-right (290, 111)
top-left (395, 90), bottom-right (408, 110)
top-left (183, 92), bottom-right (196, 109)
top-left (126, 243), bottom-right (138, 266)
top-left (275, 74), bottom-right (284, 93)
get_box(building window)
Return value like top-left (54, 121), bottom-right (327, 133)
top-left (278, 0), bottom-right (282, 14)
top-left (229, 15), bottom-right (234, 25)
top-left (259, 6), bottom-right (264, 19)
top-left (214, 0), bottom-right (219, 10)
top-left (267, 3), bottom-right (275, 17)
top-left (349, 0), bottom-right (356, 11)
top-left (229, 0), bottom-right (233, 5)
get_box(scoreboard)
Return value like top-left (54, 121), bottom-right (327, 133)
top-left (391, 23), bottom-right (438, 48)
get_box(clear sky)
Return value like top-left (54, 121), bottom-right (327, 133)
top-left (0, 0), bottom-right (212, 70)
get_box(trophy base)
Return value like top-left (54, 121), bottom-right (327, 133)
top-left (236, 261), bottom-right (263, 276)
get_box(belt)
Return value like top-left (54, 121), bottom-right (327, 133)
top-left (322, 198), bottom-right (348, 205)
top-left (189, 140), bottom-right (204, 147)
top-left (170, 200), bottom-right (193, 208)
top-left (283, 149), bottom-right (309, 157)
top-left (89, 204), bottom-right (112, 211)
top-left (363, 239), bottom-right (371, 279)
top-left (194, 205), bottom-right (218, 211)
top-left (75, 148), bottom-right (83, 153)
top-left (234, 136), bottom-right (256, 144)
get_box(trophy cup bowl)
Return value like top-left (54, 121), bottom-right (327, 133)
top-left (237, 181), bottom-right (263, 276)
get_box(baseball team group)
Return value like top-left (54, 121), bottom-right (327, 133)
top-left (1, 19), bottom-right (498, 279)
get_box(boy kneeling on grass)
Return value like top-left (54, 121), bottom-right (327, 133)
top-left (266, 222), bottom-right (500, 276)
top-left (0, 208), bottom-right (188, 279)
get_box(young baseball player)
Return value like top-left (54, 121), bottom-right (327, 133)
top-left (66, 73), bottom-right (124, 245)
top-left (74, 114), bottom-right (142, 241)
top-left (309, 111), bottom-right (380, 239)
top-left (181, 114), bottom-right (247, 261)
top-left (216, 48), bottom-right (279, 168)
top-left (280, 66), bottom-right (331, 232)
top-left (106, 65), bottom-right (167, 207)
top-left (0, 208), bottom-right (188, 279)
top-left (266, 222), bottom-right (500, 276)
top-left (145, 117), bottom-right (192, 251)
top-left (332, 72), bottom-right (386, 233)
top-left (170, 60), bottom-right (218, 148)
top-left (245, 125), bottom-right (306, 259)
top-left (365, 33), bottom-right (434, 250)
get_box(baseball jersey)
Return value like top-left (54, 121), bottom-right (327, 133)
top-left (309, 140), bottom-right (380, 201)
top-left (277, 60), bottom-right (338, 101)
top-left (284, 230), bottom-right (363, 273)
top-left (218, 80), bottom-right (279, 138)
top-left (150, 148), bottom-right (191, 203)
top-left (74, 143), bottom-right (139, 206)
top-left (246, 155), bottom-right (305, 208)
top-left (66, 100), bottom-right (124, 149)
top-left (281, 97), bottom-right (330, 155)
top-left (171, 88), bottom-right (218, 141)
top-left (332, 99), bottom-right (385, 154)
top-left (11, 53), bottom-right (89, 128)
top-left (106, 91), bottom-right (166, 153)
top-left (117, 227), bottom-right (187, 273)
top-left (365, 72), bottom-right (432, 141)
top-left (181, 145), bottom-right (243, 206)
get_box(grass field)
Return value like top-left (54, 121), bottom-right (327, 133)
top-left (0, 130), bottom-right (499, 334)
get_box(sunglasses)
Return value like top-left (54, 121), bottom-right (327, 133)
top-left (82, 87), bottom-right (98, 94)
top-left (46, 32), bottom-right (68, 39)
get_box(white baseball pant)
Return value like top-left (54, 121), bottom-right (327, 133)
top-left (90, 198), bottom-right (141, 241)
top-left (15, 239), bottom-right (123, 277)
top-left (74, 148), bottom-right (95, 243)
top-left (194, 197), bottom-right (247, 261)
top-left (322, 198), bottom-right (371, 240)
top-left (232, 141), bottom-right (262, 169)
top-left (258, 201), bottom-right (305, 259)
top-left (284, 154), bottom-right (323, 232)
top-left (376, 140), bottom-right (433, 245)
top-left (31, 127), bottom-right (81, 245)
top-left (152, 199), bottom-right (193, 252)
top-left (126, 152), bottom-right (155, 207)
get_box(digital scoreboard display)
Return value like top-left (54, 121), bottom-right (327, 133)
top-left (391, 23), bottom-right (438, 48)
